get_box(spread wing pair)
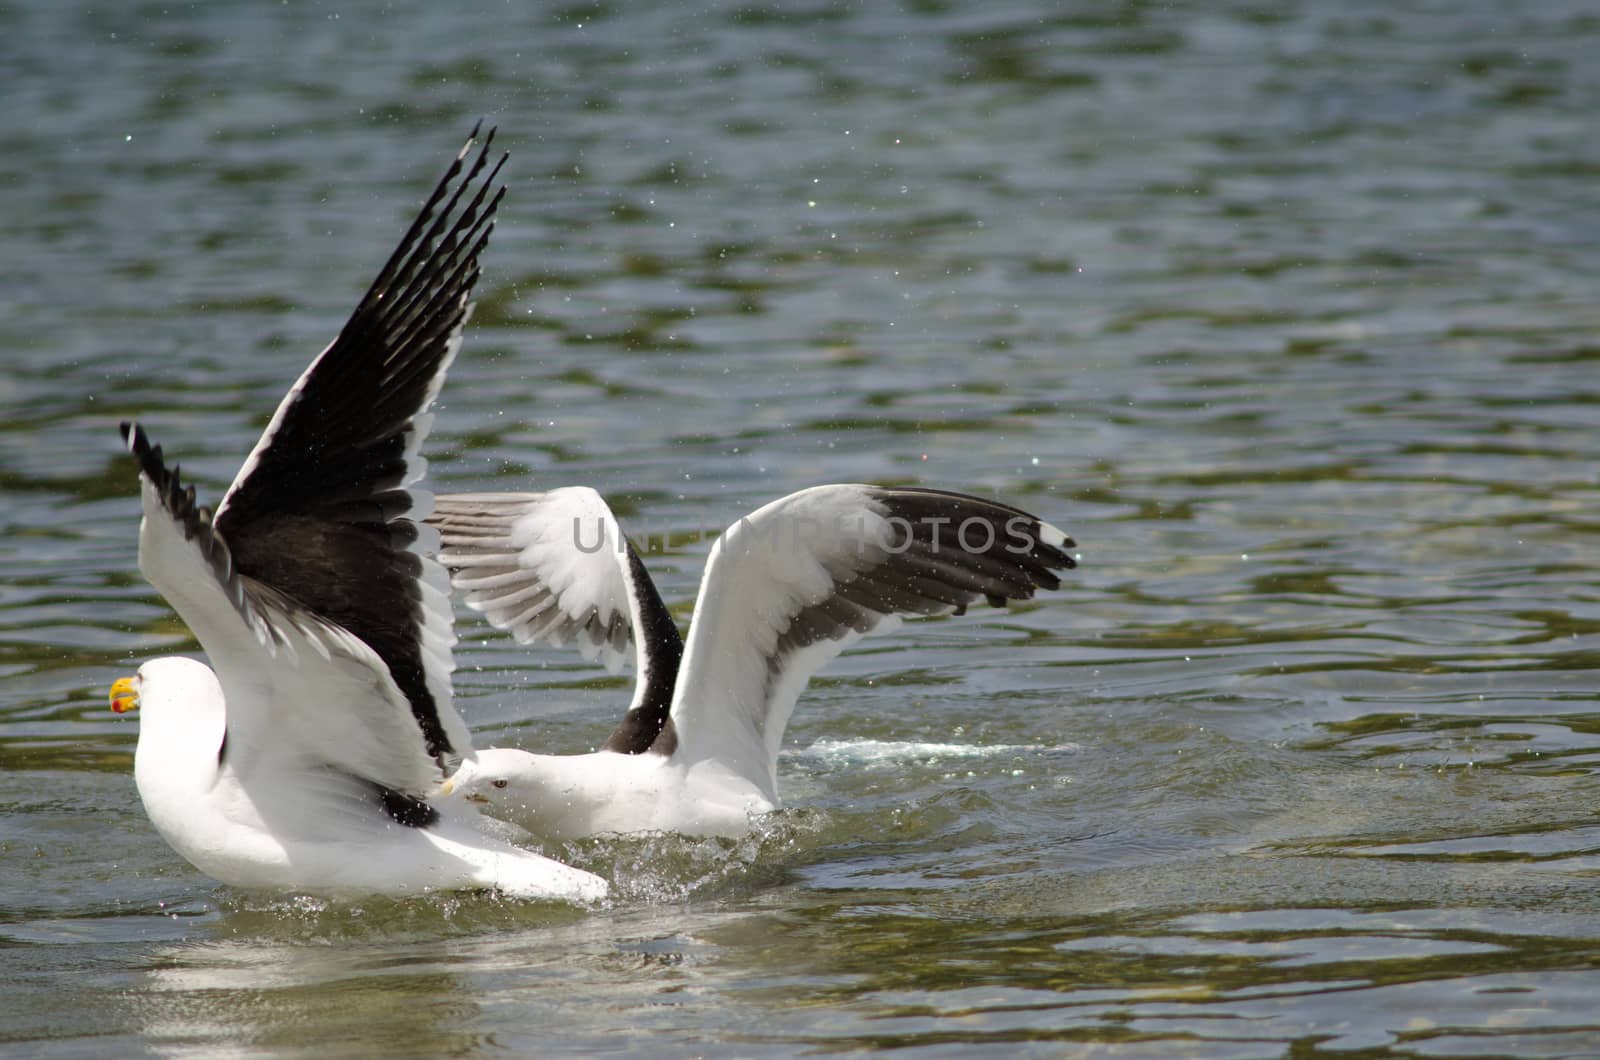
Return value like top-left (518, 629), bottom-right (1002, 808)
top-left (113, 127), bottom-right (607, 902)
top-left (430, 484), bottom-right (1076, 838)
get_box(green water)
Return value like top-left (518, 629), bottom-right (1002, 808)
top-left (4, 1), bottom-right (1600, 1054)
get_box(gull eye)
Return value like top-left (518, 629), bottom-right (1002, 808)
top-left (491, 779), bottom-right (509, 789)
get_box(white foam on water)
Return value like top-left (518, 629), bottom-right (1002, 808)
top-left (791, 738), bottom-right (1079, 767)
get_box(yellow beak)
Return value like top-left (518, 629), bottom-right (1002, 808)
top-left (435, 777), bottom-right (490, 804)
top-left (109, 676), bottom-right (140, 714)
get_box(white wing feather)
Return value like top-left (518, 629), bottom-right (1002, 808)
top-left (669, 486), bottom-right (899, 800)
top-left (135, 476), bottom-right (443, 795)
top-left (669, 484), bottom-right (1075, 803)
top-left (431, 489), bottom-right (636, 673)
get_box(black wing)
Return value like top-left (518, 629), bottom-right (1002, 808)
top-left (210, 125), bottom-right (507, 766)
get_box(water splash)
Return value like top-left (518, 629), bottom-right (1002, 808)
top-left (791, 737), bottom-right (1079, 767)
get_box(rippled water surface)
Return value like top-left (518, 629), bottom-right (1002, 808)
top-left (5, 1), bottom-right (1600, 1055)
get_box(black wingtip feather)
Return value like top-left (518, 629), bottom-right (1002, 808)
top-left (872, 487), bottom-right (1077, 596)
top-left (121, 420), bottom-right (158, 482)
top-left (769, 486), bottom-right (1077, 669)
top-left (121, 420), bottom-right (251, 619)
top-left (122, 421), bottom-right (211, 539)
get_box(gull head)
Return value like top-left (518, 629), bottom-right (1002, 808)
top-left (108, 657), bottom-right (225, 726)
top-left (439, 746), bottom-right (640, 840)
top-left (107, 656), bottom-right (228, 793)
top-left (438, 742), bottom-right (569, 826)
top-left (440, 747), bottom-right (537, 807)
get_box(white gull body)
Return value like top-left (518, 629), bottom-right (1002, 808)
top-left (112, 127), bottom-right (606, 903)
top-left (432, 483), bottom-right (1077, 839)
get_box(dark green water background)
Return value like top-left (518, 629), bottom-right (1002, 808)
top-left (4, 1), bottom-right (1600, 1055)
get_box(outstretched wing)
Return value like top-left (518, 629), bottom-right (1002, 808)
top-left (206, 125), bottom-right (507, 768)
top-left (429, 489), bottom-right (684, 754)
top-left (670, 485), bottom-right (1076, 802)
top-left (122, 424), bottom-right (444, 797)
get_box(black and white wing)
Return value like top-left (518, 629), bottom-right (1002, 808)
top-left (123, 426), bottom-right (446, 801)
top-left (429, 488), bottom-right (684, 754)
top-left (125, 125), bottom-right (507, 793)
top-left (669, 485), bottom-right (1076, 802)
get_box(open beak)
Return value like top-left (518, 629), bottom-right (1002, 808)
top-left (109, 676), bottom-right (140, 714)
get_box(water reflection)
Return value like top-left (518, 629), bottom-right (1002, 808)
top-left (117, 900), bottom-right (754, 1056)
top-left (131, 935), bottom-right (484, 1057)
